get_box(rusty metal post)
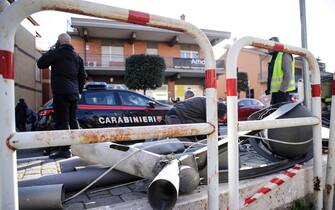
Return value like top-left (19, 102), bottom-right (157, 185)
top-left (9, 123), bottom-right (214, 149)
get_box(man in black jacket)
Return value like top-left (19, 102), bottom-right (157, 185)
top-left (37, 33), bottom-right (86, 158)
top-left (165, 96), bottom-right (226, 141)
top-left (15, 98), bottom-right (28, 132)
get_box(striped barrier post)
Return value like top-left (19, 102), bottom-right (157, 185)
top-left (324, 75), bottom-right (335, 210)
top-left (0, 38), bottom-right (18, 210)
top-left (0, 1), bottom-right (218, 209)
top-left (226, 37), bottom-right (322, 210)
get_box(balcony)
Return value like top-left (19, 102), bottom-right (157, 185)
top-left (80, 53), bottom-right (225, 77)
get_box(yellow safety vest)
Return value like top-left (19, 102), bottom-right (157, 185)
top-left (325, 97), bottom-right (332, 103)
top-left (271, 52), bottom-right (295, 93)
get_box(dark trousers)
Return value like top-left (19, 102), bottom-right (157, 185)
top-left (53, 94), bottom-right (79, 130)
top-left (53, 94), bottom-right (79, 152)
top-left (17, 122), bottom-right (26, 132)
top-left (271, 91), bottom-right (290, 105)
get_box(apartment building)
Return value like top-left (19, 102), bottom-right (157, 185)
top-left (68, 17), bottom-right (231, 101)
top-left (1, 1), bottom-right (42, 111)
top-left (14, 21), bottom-right (43, 111)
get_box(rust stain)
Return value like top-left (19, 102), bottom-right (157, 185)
top-left (79, 130), bottom-right (132, 144)
top-left (207, 169), bottom-right (219, 185)
top-left (24, 124), bottom-right (211, 146)
top-left (313, 176), bottom-right (321, 191)
top-left (6, 133), bottom-right (16, 151)
top-left (325, 184), bottom-right (332, 194)
top-left (147, 23), bottom-right (185, 33)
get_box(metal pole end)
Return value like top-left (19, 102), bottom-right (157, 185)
top-left (207, 122), bottom-right (216, 135)
top-left (6, 133), bottom-right (16, 151)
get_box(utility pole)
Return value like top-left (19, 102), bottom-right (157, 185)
top-left (299, 0), bottom-right (311, 109)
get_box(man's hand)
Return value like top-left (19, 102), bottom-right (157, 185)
top-left (265, 89), bottom-right (270, 95)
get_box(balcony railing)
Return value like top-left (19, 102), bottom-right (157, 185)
top-left (79, 53), bottom-right (225, 72)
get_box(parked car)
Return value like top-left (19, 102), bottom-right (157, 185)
top-left (36, 82), bottom-right (172, 130)
top-left (219, 98), bottom-right (265, 124)
top-left (289, 92), bottom-right (300, 102)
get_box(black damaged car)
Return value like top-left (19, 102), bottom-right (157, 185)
top-left (36, 82), bottom-right (172, 130)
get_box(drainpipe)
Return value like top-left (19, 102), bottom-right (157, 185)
top-left (83, 28), bottom-right (88, 65)
top-left (299, 0), bottom-right (311, 109)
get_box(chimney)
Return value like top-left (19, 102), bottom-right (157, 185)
top-left (180, 14), bottom-right (185, 21)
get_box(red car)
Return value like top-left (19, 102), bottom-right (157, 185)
top-left (219, 98), bottom-right (265, 124)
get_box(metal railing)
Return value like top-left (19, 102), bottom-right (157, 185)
top-left (0, 1), bottom-right (219, 210)
top-left (226, 36), bottom-right (322, 210)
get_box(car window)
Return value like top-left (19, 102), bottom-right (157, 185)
top-left (251, 99), bottom-right (264, 106)
top-left (83, 91), bottom-right (116, 105)
top-left (119, 91), bottom-right (150, 106)
top-left (238, 100), bottom-right (249, 107)
top-left (250, 99), bottom-right (258, 106)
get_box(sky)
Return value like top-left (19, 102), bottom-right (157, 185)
top-left (29, 0), bottom-right (335, 72)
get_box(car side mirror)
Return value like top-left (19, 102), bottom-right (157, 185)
top-left (148, 101), bottom-right (156, 108)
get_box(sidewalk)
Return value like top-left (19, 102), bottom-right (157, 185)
top-left (17, 157), bottom-right (148, 210)
top-left (17, 146), bottom-right (295, 210)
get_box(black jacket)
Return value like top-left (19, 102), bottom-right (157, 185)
top-left (167, 97), bottom-right (227, 124)
top-left (15, 101), bottom-right (28, 124)
top-left (37, 44), bottom-right (86, 95)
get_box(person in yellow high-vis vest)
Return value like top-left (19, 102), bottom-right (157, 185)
top-left (265, 37), bottom-right (296, 105)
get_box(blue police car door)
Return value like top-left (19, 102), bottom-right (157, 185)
top-left (77, 90), bottom-right (169, 128)
top-left (114, 90), bottom-right (169, 127)
top-left (77, 90), bottom-right (120, 128)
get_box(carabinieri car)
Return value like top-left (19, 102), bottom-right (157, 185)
top-left (36, 82), bottom-right (172, 130)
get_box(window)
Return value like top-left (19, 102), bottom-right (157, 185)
top-left (35, 64), bottom-right (41, 81)
top-left (101, 46), bottom-right (124, 66)
top-left (146, 48), bottom-right (158, 55)
top-left (119, 91), bottom-right (150, 106)
top-left (110, 46), bottom-right (124, 62)
top-left (83, 91), bottom-right (116, 105)
top-left (180, 50), bottom-right (198, 59)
